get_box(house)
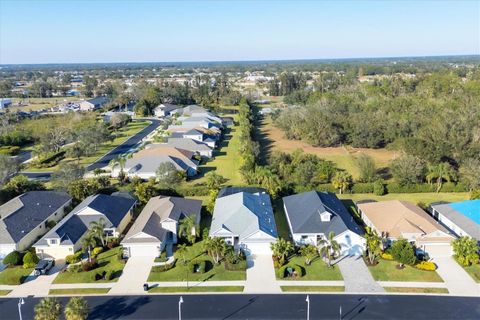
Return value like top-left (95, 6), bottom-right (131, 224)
top-left (166, 138), bottom-right (213, 158)
top-left (429, 200), bottom-right (480, 240)
top-left (121, 196), bottom-right (202, 257)
top-left (0, 191), bottom-right (72, 258)
top-left (154, 103), bottom-right (181, 118)
top-left (209, 187), bottom-right (278, 255)
top-left (220, 116), bottom-right (234, 127)
top-left (0, 98), bottom-right (12, 109)
top-left (79, 96), bottom-right (108, 111)
top-left (179, 105), bottom-right (207, 116)
top-left (112, 144), bottom-right (198, 179)
top-left (34, 194), bottom-right (136, 260)
top-left (180, 116), bottom-right (222, 130)
top-left (357, 200), bottom-right (455, 257)
top-left (283, 191), bottom-right (365, 256)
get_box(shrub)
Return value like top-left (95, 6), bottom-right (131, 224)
top-left (23, 251), bottom-right (39, 267)
top-left (107, 238), bottom-right (120, 249)
top-left (415, 261), bottom-right (437, 271)
top-left (381, 252), bottom-right (394, 260)
top-left (105, 270), bottom-right (114, 280)
top-left (67, 265), bottom-right (83, 273)
top-left (188, 259), bottom-right (211, 274)
top-left (272, 256), bottom-right (283, 269)
top-left (225, 260), bottom-right (247, 271)
top-left (3, 251), bottom-right (24, 266)
top-left (66, 251), bottom-right (83, 264)
top-left (315, 184), bottom-right (338, 193)
top-left (82, 259), bottom-right (98, 272)
top-left (373, 180), bottom-right (387, 196)
top-left (279, 264), bottom-right (305, 278)
top-left (390, 239), bottom-right (417, 266)
top-left (351, 183), bottom-right (374, 194)
top-left (92, 247), bottom-right (104, 257)
top-left (45, 220), bottom-right (57, 229)
top-left (0, 146), bottom-right (21, 155)
top-left (155, 251), bottom-right (168, 263)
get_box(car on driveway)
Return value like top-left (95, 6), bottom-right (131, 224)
top-left (34, 259), bottom-right (55, 276)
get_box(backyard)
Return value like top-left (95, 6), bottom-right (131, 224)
top-left (0, 266), bottom-right (33, 285)
top-left (53, 247), bottom-right (125, 284)
top-left (275, 255), bottom-right (343, 281)
top-left (368, 259), bottom-right (444, 282)
top-left (148, 241), bottom-right (246, 282)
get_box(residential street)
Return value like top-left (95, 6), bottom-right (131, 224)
top-left (1, 294), bottom-right (479, 320)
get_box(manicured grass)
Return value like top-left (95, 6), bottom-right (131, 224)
top-left (281, 286), bottom-right (345, 292)
top-left (337, 193), bottom-right (469, 207)
top-left (49, 288), bottom-right (110, 295)
top-left (460, 263), bottom-right (480, 283)
top-left (368, 259), bottom-right (443, 282)
top-left (148, 286), bottom-right (244, 293)
top-left (0, 290), bottom-right (12, 296)
top-left (384, 287), bottom-right (449, 294)
top-left (148, 241), bottom-right (246, 282)
top-left (0, 267), bottom-right (33, 285)
top-left (53, 247), bottom-right (125, 284)
top-left (275, 255), bottom-right (343, 281)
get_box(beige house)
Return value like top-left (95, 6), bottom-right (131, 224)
top-left (357, 200), bottom-right (455, 257)
top-left (34, 193), bottom-right (136, 260)
top-left (0, 191), bottom-right (72, 258)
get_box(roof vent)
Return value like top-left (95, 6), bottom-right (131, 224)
top-left (37, 203), bottom-right (40, 206)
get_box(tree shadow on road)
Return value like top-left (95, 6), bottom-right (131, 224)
top-left (88, 296), bottom-right (151, 320)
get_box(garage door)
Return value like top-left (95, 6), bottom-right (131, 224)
top-left (127, 245), bottom-right (159, 257)
top-left (422, 243), bottom-right (452, 258)
top-left (242, 242), bottom-right (272, 256)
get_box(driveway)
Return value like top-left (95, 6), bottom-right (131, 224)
top-left (109, 256), bottom-right (155, 295)
top-left (337, 255), bottom-right (384, 293)
top-left (431, 256), bottom-right (480, 296)
top-left (244, 254), bottom-right (280, 293)
top-left (8, 261), bottom-right (66, 297)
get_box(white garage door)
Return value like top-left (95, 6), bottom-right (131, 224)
top-left (422, 243), bottom-right (452, 258)
top-left (127, 245), bottom-right (158, 257)
top-left (242, 242), bottom-right (272, 256)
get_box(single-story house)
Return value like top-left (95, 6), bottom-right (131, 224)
top-left (169, 129), bottom-right (217, 148)
top-left (283, 191), bottom-right (365, 256)
top-left (179, 116), bottom-right (222, 130)
top-left (0, 191), bottom-right (72, 258)
top-left (179, 105), bottom-right (207, 116)
top-left (154, 103), bottom-right (181, 117)
top-left (121, 196), bottom-right (202, 258)
top-left (34, 194), bottom-right (136, 260)
top-left (429, 200), bottom-right (480, 240)
top-left (111, 145), bottom-right (198, 179)
top-left (209, 187), bottom-right (278, 255)
top-left (166, 138), bottom-right (213, 158)
top-left (79, 96), bottom-right (108, 111)
top-left (357, 200), bottom-right (455, 257)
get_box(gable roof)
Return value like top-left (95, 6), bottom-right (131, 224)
top-left (122, 196), bottom-right (201, 244)
top-left (181, 105), bottom-right (207, 115)
top-left (430, 200), bottom-right (480, 239)
top-left (72, 194), bottom-right (136, 226)
top-left (184, 129), bottom-right (204, 136)
top-left (218, 187), bottom-right (266, 198)
top-left (86, 96), bottom-right (108, 107)
top-left (155, 103), bottom-right (180, 113)
top-left (166, 138), bottom-right (212, 152)
top-left (210, 191), bottom-right (277, 241)
top-left (283, 191), bottom-right (364, 237)
top-left (357, 200), bottom-right (453, 240)
top-left (0, 191), bottom-right (71, 244)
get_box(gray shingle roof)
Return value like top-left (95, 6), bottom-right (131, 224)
top-left (218, 187), bottom-right (266, 198)
top-left (0, 191), bottom-right (71, 244)
top-left (155, 103), bottom-right (179, 113)
top-left (87, 96), bottom-right (108, 107)
top-left (430, 201), bottom-right (480, 239)
top-left (283, 191), bottom-right (364, 236)
top-left (166, 138), bottom-right (212, 152)
top-left (184, 129), bottom-right (203, 136)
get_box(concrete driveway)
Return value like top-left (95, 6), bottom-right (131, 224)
top-left (9, 261), bottom-right (66, 297)
top-left (337, 255), bottom-right (384, 293)
top-left (431, 256), bottom-right (480, 296)
top-left (109, 256), bottom-right (155, 295)
top-left (244, 254), bottom-right (280, 293)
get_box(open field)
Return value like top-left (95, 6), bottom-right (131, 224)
top-left (337, 192), bottom-right (469, 207)
top-left (384, 287), bottom-right (449, 294)
top-left (259, 117), bottom-right (398, 179)
top-left (281, 286), bottom-right (345, 292)
top-left (368, 259), bottom-right (443, 282)
top-left (148, 286), bottom-right (244, 293)
top-left (3, 97), bottom-right (81, 113)
top-left (49, 288), bottom-right (111, 295)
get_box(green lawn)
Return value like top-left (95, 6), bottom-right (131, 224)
top-left (148, 241), bottom-right (246, 282)
top-left (49, 288), bottom-right (110, 295)
top-left (275, 255), bottom-right (343, 281)
top-left (337, 193), bottom-right (469, 207)
top-left (148, 286), bottom-right (244, 293)
top-left (0, 267), bottom-right (33, 285)
top-left (368, 259), bottom-right (443, 282)
top-left (460, 263), bottom-right (480, 283)
top-left (53, 247), bottom-right (125, 284)
top-left (272, 198), bottom-right (291, 240)
top-left (281, 286), bottom-right (345, 292)
top-left (383, 287), bottom-right (449, 294)
top-left (0, 290), bottom-right (12, 296)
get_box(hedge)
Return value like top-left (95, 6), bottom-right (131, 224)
top-left (279, 264), bottom-right (305, 278)
top-left (0, 146), bottom-right (20, 155)
top-left (66, 251), bottom-right (84, 264)
top-left (314, 182), bottom-right (468, 195)
top-left (415, 261), bottom-right (437, 271)
top-left (176, 184), bottom-right (210, 196)
top-left (3, 251), bottom-right (24, 266)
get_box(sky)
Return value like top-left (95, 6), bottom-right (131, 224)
top-left (0, 0), bottom-right (479, 64)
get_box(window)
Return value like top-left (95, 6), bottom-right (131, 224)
top-left (104, 229), bottom-right (114, 237)
top-left (50, 239), bottom-right (57, 245)
top-left (69, 248), bottom-right (73, 252)
top-left (301, 235), bottom-right (308, 239)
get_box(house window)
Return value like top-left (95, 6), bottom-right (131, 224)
top-left (50, 239), bottom-right (57, 245)
top-left (104, 229), bottom-right (114, 237)
top-left (301, 235), bottom-right (308, 240)
top-left (69, 248), bottom-right (73, 252)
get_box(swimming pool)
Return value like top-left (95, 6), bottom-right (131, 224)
top-left (449, 200), bottom-right (480, 224)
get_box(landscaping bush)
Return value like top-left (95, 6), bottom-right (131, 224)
top-left (22, 251), bottom-right (39, 268)
top-left (67, 265), bottom-right (83, 273)
top-left (390, 240), bottom-right (417, 266)
top-left (0, 146), bottom-right (20, 155)
top-left (188, 259), bottom-right (212, 274)
top-left (65, 251), bottom-right (83, 264)
top-left (272, 255), bottom-right (283, 269)
top-left (33, 150), bottom-right (66, 168)
top-left (45, 220), bottom-right (57, 229)
top-left (279, 264), bottom-right (305, 278)
top-left (381, 252), bottom-right (394, 260)
top-left (107, 238), bottom-right (120, 249)
top-left (351, 183), bottom-right (375, 194)
top-left (105, 270), bottom-right (114, 280)
top-left (92, 247), bottom-right (104, 257)
top-left (415, 261), bottom-right (437, 271)
top-left (155, 251), bottom-right (168, 263)
top-left (225, 259), bottom-right (247, 271)
top-left (82, 259), bottom-right (98, 272)
top-left (3, 251), bottom-right (24, 266)
top-left (373, 180), bottom-right (387, 196)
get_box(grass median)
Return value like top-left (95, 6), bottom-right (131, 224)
top-left (148, 286), bottom-right (244, 293)
top-left (49, 288), bottom-right (111, 295)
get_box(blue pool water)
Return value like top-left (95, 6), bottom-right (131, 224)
top-left (449, 200), bottom-right (480, 224)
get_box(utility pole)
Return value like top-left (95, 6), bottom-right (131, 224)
top-left (305, 295), bottom-right (310, 320)
top-left (178, 296), bottom-right (184, 320)
top-left (18, 298), bottom-right (25, 320)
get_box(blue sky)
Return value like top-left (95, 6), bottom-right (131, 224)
top-left (0, 0), bottom-right (478, 64)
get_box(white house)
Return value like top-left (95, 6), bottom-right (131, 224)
top-left (79, 96), bottom-right (108, 111)
top-left (121, 196), bottom-right (202, 258)
top-left (283, 191), bottom-right (365, 256)
top-left (429, 200), bottom-right (480, 240)
top-left (154, 103), bottom-right (181, 117)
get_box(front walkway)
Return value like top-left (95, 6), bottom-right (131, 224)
top-left (337, 255), bottom-right (384, 293)
top-left (109, 256), bottom-right (155, 295)
top-left (244, 254), bottom-right (280, 293)
top-left (432, 256), bottom-right (480, 296)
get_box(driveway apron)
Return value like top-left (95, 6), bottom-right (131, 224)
top-left (337, 255), bottom-right (384, 293)
top-left (244, 254), bottom-right (280, 293)
top-left (432, 256), bottom-right (480, 296)
top-left (109, 256), bottom-right (155, 295)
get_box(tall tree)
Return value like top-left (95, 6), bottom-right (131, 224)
top-left (459, 158), bottom-right (480, 191)
top-left (156, 162), bottom-right (184, 188)
top-left (89, 218), bottom-right (107, 247)
top-left (355, 154), bottom-right (377, 183)
top-left (34, 297), bottom-right (61, 320)
top-left (204, 237), bottom-right (227, 264)
top-left (390, 155), bottom-right (425, 186)
top-left (332, 171), bottom-right (352, 194)
top-left (270, 238), bottom-right (294, 266)
top-left (426, 162), bottom-right (455, 192)
top-left (64, 297), bottom-right (89, 320)
top-left (178, 216), bottom-right (199, 244)
top-left (0, 155), bottom-right (19, 185)
top-left (81, 232), bottom-right (97, 263)
top-left (318, 231), bottom-right (341, 267)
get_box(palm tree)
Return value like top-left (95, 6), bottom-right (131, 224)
top-left (178, 216), bottom-right (199, 244)
top-left (64, 297), bottom-right (89, 320)
top-left (176, 244), bottom-right (188, 265)
top-left (109, 156), bottom-right (126, 179)
top-left (426, 162), bottom-right (454, 192)
top-left (332, 171), bottom-right (352, 194)
top-left (34, 297), bottom-right (61, 320)
top-left (299, 244), bottom-right (318, 265)
top-left (89, 218), bottom-right (107, 247)
top-left (270, 238), bottom-right (294, 266)
top-left (204, 237), bottom-right (227, 264)
top-left (365, 230), bottom-right (382, 265)
top-left (81, 232), bottom-right (97, 263)
top-left (318, 231), bottom-right (341, 267)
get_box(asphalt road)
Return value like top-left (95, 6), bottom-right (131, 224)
top-left (2, 294), bottom-right (479, 320)
top-left (22, 119), bottom-right (161, 180)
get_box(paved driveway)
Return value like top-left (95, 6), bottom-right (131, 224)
top-left (244, 254), bottom-right (280, 293)
top-left (109, 256), bottom-right (155, 295)
top-left (337, 255), bottom-right (384, 293)
top-left (431, 256), bottom-right (480, 296)
top-left (9, 261), bottom-right (66, 297)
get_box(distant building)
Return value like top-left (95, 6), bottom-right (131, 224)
top-left (79, 96), bottom-right (108, 111)
top-left (154, 103), bottom-right (181, 118)
top-left (429, 200), bottom-right (480, 240)
top-left (0, 98), bottom-right (12, 109)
